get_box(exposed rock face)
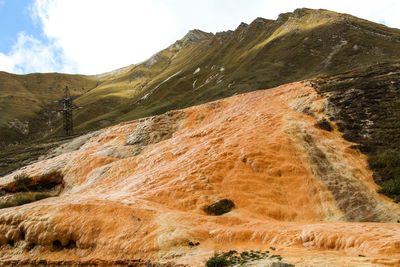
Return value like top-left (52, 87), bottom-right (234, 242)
top-left (0, 82), bottom-right (399, 266)
top-left (126, 110), bottom-right (185, 155)
top-left (181, 29), bottom-right (213, 45)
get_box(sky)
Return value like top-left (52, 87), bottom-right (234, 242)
top-left (0, 0), bottom-right (399, 75)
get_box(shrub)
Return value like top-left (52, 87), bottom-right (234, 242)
top-left (13, 173), bottom-right (32, 191)
top-left (0, 192), bottom-right (52, 209)
top-left (378, 178), bottom-right (400, 197)
top-left (369, 151), bottom-right (400, 201)
top-left (206, 255), bottom-right (229, 267)
top-left (315, 119), bottom-right (332, 131)
top-left (368, 151), bottom-right (400, 181)
top-left (204, 199), bottom-right (235, 216)
top-left (205, 250), bottom-right (270, 266)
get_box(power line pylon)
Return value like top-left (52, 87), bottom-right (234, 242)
top-left (56, 86), bottom-right (79, 136)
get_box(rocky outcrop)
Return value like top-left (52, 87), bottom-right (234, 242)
top-left (126, 110), bottom-right (185, 155)
top-left (181, 30), bottom-right (213, 45)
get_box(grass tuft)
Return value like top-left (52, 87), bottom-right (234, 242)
top-left (368, 151), bottom-right (400, 201)
top-left (13, 173), bottom-right (32, 191)
top-left (0, 192), bottom-right (52, 209)
top-left (206, 254), bottom-right (229, 267)
top-left (205, 250), bottom-right (289, 266)
top-left (378, 178), bottom-right (400, 202)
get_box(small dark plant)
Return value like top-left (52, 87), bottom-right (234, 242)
top-left (13, 173), bottom-right (32, 191)
top-left (314, 119), bottom-right (332, 132)
top-left (369, 151), bottom-right (400, 201)
top-left (368, 151), bottom-right (400, 181)
top-left (205, 250), bottom-right (270, 266)
top-left (378, 178), bottom-right (400, 198)
top-left (206, 254), bottom-right (229, 267)
top-left (204, 199), bottom-right (235, 216)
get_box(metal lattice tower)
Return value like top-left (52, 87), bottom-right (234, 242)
top-left (62, 86), bottom-right (73, 135)
top-left (57, 86), bottom-right (78, 136)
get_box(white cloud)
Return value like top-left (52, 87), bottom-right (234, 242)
top-left (0, 32), bottom-right (75, 74)
top-left (32, 0), bottom-right (179, 74)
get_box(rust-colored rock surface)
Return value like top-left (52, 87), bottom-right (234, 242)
top-left (0, 81), bottom-right (399, 266)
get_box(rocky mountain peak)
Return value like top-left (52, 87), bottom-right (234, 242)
top-left (236, 22), bottom-right (249, 30)
top-left (181, 29), bottom-right (213, 45)
top-left (277, 8), bottom-right (343, 24)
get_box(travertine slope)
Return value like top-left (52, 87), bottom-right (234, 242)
top-left (0, 81), bottom-right (399, 266)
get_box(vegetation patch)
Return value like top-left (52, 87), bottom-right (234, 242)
top-left (204, 199), bottom-right (235, 216)
top-left (0, 135), bottom-right (75, 177)
top-left (0, 172), bottom-right (61, 209)
top-left (368, 151), bottom-right (400, 202)
top-left (206, 250), bottom-right (293, 266)
top-left (206, 254), bottom-right (229, 267)
top-left (0, 192), bottom-right (53, 209)
top-left (313, 62), bottom-right (400, 203)
top-left (314, 119), bottom-right (332, 131)
top-left (13, 173), bottom-right (32, 191)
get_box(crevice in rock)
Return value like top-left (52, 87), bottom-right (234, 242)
top-left (20, 230), bottom-right (25, 241)
top-left (66, 239), bottom-right (76, 249)
top-left (25, 243), bottom-right (35, 251)
top-left (52, 240), bottom-right (63, 252)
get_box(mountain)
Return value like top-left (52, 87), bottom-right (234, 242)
top-left (2, 8), bottom-right (400, 146)
top-left (0, 81), bottom-right (398, 266)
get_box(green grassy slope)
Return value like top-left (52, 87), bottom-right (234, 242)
top-left (0, 72), bottom-right (97, 145)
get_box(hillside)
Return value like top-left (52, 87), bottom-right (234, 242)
top-left (2, 8), bottom-right (400, 146)
top-left (0, 81), bottom-right (399, 266)
top-left (0, 72), bottom-right (97, 145)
